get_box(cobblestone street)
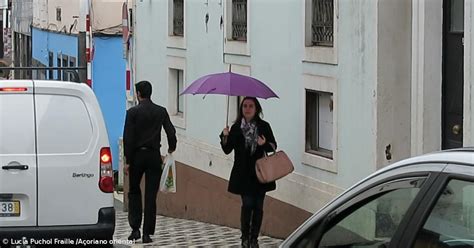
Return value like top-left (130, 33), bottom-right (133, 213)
top-left (113, 200), bottom-right (283, 247)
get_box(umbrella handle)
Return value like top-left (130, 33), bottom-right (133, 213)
top-left (226, 95), bottom-right (229, 127)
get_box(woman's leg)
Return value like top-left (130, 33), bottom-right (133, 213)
top-left (241, 195), bottom-right (255, 247)
top-left (249, 194), bottom-right (265, 248)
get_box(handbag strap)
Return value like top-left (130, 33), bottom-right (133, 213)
top-left (263, 142), bottom-right (276, 157)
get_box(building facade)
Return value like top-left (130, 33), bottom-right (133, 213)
top-left (32, 0), bottom-right (127, 171)
top-left (128, 0), bottom-right (473, 238)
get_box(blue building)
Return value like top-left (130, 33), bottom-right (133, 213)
top-left (32, 27), bottom-right (126, 171)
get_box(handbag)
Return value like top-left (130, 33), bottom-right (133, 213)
top-left (255, 147), bottom-right (294, 183)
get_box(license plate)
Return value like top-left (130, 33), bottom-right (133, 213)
top-left (0, 200), bottom-right (20, 217)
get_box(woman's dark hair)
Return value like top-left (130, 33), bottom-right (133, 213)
top-left (235, 97), bottom-right (263, 123)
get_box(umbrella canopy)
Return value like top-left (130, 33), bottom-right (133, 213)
top-left (180, 72), bottom-right (278, 99)
top-left (181, 71), bottom-right (278, 126)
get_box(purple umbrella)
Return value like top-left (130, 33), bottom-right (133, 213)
top-left (181, 70), bottom-right (278, 125)
top-left (181, 72), bottom-right (278, 99)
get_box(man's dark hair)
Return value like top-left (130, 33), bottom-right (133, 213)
top-left (135, 81), bottom-right (152, 98)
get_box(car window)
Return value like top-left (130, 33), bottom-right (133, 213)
top-left (294, 178), bottom-right (426, 248)
top-left (413, 179), bottom-right (474, 248)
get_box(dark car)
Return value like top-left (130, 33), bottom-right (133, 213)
top-left (281, 148), bottom-right (474, 248)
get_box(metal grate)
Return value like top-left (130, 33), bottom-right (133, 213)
top-left (312, 0), bottom-right (334, 47)
top-left (173, 0), bottom-right (184, 36)
top-left (232, 0), bottom-right (247, 41)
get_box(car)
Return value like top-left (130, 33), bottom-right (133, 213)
top-left (281, 148), bottom-right (474, 248)
top-left (0, 80), bottom-right (115, 243)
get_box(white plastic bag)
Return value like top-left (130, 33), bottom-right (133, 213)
top-left (159, 154), bottom-right (176, 193)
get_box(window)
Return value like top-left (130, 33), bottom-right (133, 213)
top-left (170, 68), bottom-right (184, 117)
top-left (311, 0), bottom-right (334, 47)
top-left (231, 0), bottom-right (247, 41)
top-left (304, 0), bottom-right (337, 64)
top-left (294, 178), bottom-right (426, 248)
top-left (450, 0), bottom-right (464, 33)
top-left (177, 69), bottom-right (184, 114)
top-left (306, 90), bottom-right (333, 159)
top-left (57, 54), bottom-right (62, 80)
top-left (48, 51), bottom-right (53, 80)
top-left (69, 57), bottom-right (76, 68)
top-left (56, 7), bottom-right (61, 22)
top-left (173, 0), bottom-right (184, 36)
top-left (32, 59), bottom-right (46, 80)
top-left (229, 96), bottom-right (244, 124)
top-left (62, 55), bottom-right (69, 81)
top-left (69, 57), bottom-right (77, 82)
top-left (236, 95), bottom-right (244, 114)
top-left (167, 57), bottom-right (186, 128)
top-left (413, 179), bottom-right (474, 248)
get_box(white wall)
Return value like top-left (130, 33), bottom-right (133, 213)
top-left (465, 0), bottom-right (474, 146)
top-left (33, 0), bottom-right (79, 32)
top-left (91, 0), bottom-right (123, 34)
top-left (376, 0), bottom-right (412, 168)
top-left (12, 0), bottom-right (33, 35)
top-left (411, 0), bottom-right (442, 155)
top-left (32, 0), bottom-right (122, 34)
top-left (133, 0), bottom-right (412, 212)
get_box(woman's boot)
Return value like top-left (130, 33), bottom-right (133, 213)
top-left (241, 207), bottom-right (252, 248)
top-left (249, 209), bottom-right (263, 248)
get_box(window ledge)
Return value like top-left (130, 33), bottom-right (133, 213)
top-left (167, 35), bottom-right (186, 50)
top-left (224, 40), bottom-right (249, 56)
top-left (302, 152), bottom-right (337, 174)
top-left (304, 46), bottom-right (337, 65)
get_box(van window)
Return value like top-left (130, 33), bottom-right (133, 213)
top-left (0, 94), bottom-right (35, 154)
top-left (36, 95), bottom-right (93, 154)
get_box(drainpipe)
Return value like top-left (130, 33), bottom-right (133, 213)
top-left (79, 0), bottom-right (92, 87)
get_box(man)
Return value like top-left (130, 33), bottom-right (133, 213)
top-left (123, 81), bottom-right (177, 243)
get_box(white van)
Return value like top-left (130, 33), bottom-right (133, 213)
top-left (0, 80), bottom-right (115, 242)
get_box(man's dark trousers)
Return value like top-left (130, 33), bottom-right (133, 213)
top-left (128, 149), bottom-right (162, 235)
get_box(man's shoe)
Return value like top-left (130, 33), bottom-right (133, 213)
top-left (127, 230), bottom-right (141, 241)
top-left (142, 234), bottom-right (153, 244)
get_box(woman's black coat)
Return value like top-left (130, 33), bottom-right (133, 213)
top-left (220, 119), bottom-right (277, 195)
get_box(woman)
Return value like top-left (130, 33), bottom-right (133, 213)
top-left (220, 97), bottom-right (277, 248)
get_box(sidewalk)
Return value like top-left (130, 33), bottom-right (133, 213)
top-left (113, 192), bottom-right (283, 247)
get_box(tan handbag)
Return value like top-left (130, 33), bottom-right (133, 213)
top-left (256, 150), bottom-right (294, 183)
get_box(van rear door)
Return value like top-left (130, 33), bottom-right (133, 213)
top-left (35, 82), bottom-right (110, 226)
top-left (0, 81), bottom-right (37, 227)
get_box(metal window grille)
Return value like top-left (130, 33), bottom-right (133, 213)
top-left (173, 0), bottom-right (184, 36)
top-left (232, 0), bottom-right (247, 41)
top-left (312, 0), bottom-right (334, 47)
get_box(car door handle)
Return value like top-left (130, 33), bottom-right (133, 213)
top-left (2, 165), bottom-right (29, 170)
